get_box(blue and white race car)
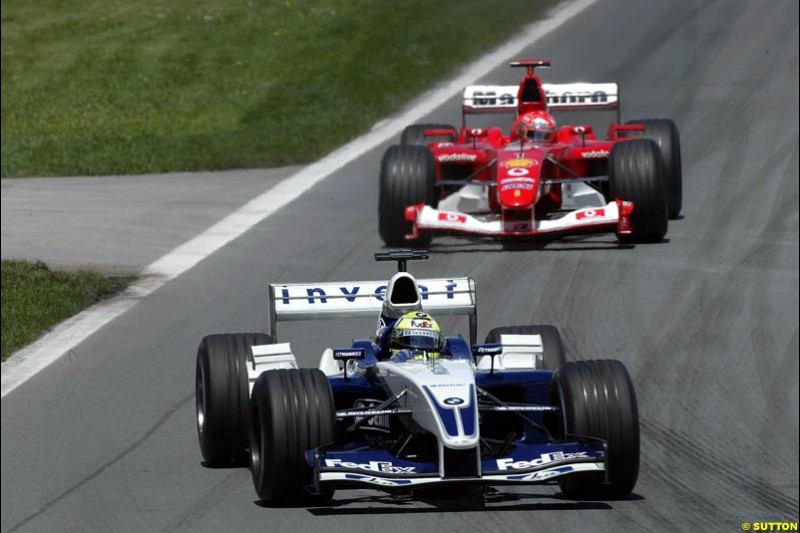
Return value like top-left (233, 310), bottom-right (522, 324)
top-left (195, 250), bottom-right (639, 505)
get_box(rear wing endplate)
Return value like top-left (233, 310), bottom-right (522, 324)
top-left (268, 277), bottom-right (478, 344)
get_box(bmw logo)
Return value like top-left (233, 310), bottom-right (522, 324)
top-left (444, 397), bottom-right (464, 406)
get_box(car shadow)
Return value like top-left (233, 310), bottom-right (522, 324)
top-left (303, 488), bottom-right (643, 516)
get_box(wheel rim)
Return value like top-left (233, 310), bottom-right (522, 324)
top-left (196, 362), bottom-right (207, 439)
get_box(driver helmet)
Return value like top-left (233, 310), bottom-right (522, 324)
top-left (390, 312), bottom-right (442, 360)
top-left (517, 110), bottom-right (557, 142)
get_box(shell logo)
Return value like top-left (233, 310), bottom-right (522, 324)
top-left (502, 158), bottom-right (537, 168)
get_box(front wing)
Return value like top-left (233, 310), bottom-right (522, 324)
top-left (311, 442), bottom-right (605, 490)
top-left (405, 200), bottom-right (634, 239)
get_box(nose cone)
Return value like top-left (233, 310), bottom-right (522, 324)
top-left (497, 155), bottom-right (541, 208)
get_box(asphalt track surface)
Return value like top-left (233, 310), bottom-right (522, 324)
top-left (2, 0), bottom-right (798, 531)
top-left (0, 167), bottom-right (297, 273)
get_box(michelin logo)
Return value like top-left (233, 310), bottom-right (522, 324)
top-left (325, 459), bottom-right (416, 474)
top-left (496, 451), bottom-right (590, 470)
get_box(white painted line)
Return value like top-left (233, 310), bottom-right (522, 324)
top-left (1, 0), bottom-right (599, 398)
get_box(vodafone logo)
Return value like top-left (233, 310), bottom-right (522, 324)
top-left (576, 208), bottom-right (605, 220)
top-left (438, 212), bottom-right (467, 223)
top-left (438, 153), bottom-right (477, 163)
top-left (580, 150), bottom-right (609, 159)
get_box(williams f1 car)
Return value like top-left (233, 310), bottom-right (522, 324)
top-left (378, 59), bottom-right (682, 246)
top-left (195, 250), bottom-right (640, 505)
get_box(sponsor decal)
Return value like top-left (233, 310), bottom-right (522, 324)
top-left (507, 167), bottom-right (530, 176)
top-left (436, 142), bottom-right (454, 148)
top-left (506, 467), bottom-right (573, 481)
top-left (397, 329), bottom-right (439, 338)
top-left (333, 349), bottom-right (366, 360)
top-left (474, 344), bottom-right (502, 355)
top-left (467, 90), bottom-right (516, 107)
top-left (325, 458), bottom-right (416, 474)
top-left (545, 89), bottom-right (610, 105)
top-left (438, 153), bottom-right (477, 163)
top-left (580, 150), bottom-right (609, 159)
top-left (427, 382), bottom-right (467, 388)
top-left (496, 451), bottom-right (590, 471)
top-left (576, 208), bottom-right (606, 220)
top-left (502, 158), bottom-right (536, 168)
top-left (409, 319), bottom-right (433, 329)
top-left (437, 212), bottom-right (467, 223)
top-left (501, 182), bottom-right (533, 191)
top-left (443, 397), bottom-right (464, 405)
top-left (353, 400), bottom-right (392, 432)
top-left (277, 280), bottom-right (459, 305)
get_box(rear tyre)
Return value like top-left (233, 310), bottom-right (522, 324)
top-left (484, 325), bottom-right (565, 370)
top-left (551, 360), bottom-right (639, 499)
top-left (250, 369), bottom-right (337, 506)
top-left (378, 145), bottom-right (438, 247)
top-left (196, 333), bottom-right (272, 466)
top-left (400, 123), bottom-right (458, 147)
top-left (620, 119), bottom-right (682, 218)
top-left (608, 139), bottom-right (668, 243)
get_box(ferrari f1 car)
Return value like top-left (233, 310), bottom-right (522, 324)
top-left (195, 251), bottom-right (639, 505)
top-left (378, 59), bottom-right (682, 246)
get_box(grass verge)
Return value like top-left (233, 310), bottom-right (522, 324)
top-left (2, 0), bottom-right (555, 177)
top-left (1, 261), bottom-right (131, 360)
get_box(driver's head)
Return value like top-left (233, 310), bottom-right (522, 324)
top-left (391, 312), bottom-right (441, 360)
top-left (517, 110), bottom-right (556, 142)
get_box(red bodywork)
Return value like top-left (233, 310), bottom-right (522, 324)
top-left (403, 59), bottom-right (643, 239)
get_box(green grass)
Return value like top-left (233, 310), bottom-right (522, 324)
top-left (1, 0), bottom-right (555, 177)
top-left (1, 261), bottom-right (131, 360)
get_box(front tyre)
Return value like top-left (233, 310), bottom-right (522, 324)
top-left (620, 119), bottom-right (682, 218)
top-left (551, 360), bottom-right (640, 499)
top-left (378, 145), bottom-right (437, 247)
top-left (609, 139), bottom-right (668, 243)
top-left (196, 333), bottom-right (272, 466)
top-left (250, 369), bottom-right (336, 506)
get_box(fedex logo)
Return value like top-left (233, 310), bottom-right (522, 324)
top-left (410, 320), bottom-right (432, 329)
top-left (324, 459), bottom-right (416, 474)
top-left (496, 451), bottom-right (590, 470)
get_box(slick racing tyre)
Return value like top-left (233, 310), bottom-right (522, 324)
top-left (378, 145), bottom-right (438, 247)
top-left (484, 325), bottom-right (565, 370)
top-left (608, 139), bottom-right (668, 243)
top-left (250, 368), bottom-right (337, 506)
top-left (620, 119), bottom-right (682, 218)
top-left (196, 333), bottom-right (272, 466)
top-left (551, 360), bottom-right (640, 499)
top-left (400, 123), bottom-right (458, 147)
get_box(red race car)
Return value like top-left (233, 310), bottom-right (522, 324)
top-left (378, 59), bottom-right (682, 247)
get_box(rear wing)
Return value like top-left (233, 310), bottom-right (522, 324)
top-left (268, 277), bottom-right (478, 344)
top-left (462, 82), bottom-right (621, 121)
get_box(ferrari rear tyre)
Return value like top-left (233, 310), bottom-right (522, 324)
top-left (196, 333), bottom-right (272, 466)
top-left (400, 123), bottom-right (458, 147)
top-left (609, 139), bottom-right (668, 243)
top-left (551, 360), bottom-right (639, 499)
top-left (484, 325), bottom-right (565, 370)
top-left (621, 119), bottom-right (682, 218)
top-left (378, 145), bottom-right (438, 247)
top-left (250, 369), bottom-right (337, 506)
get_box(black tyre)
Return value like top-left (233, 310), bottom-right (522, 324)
top-left (378, 145), bottom-right (438, 247)
top-left (484, 325), bottom-right (565, 370)
top-left (608, 139), bottom-right (668, 243)
top-left (620, 119), bottom-right (682, 218)
top-left (250, 368), bottom-right (337, 506)
top-left (551, 360), bottom-right (639, 499)
top-left (196, 333), bottom-right (272, 466)
top-left (400, 123), bottom-right (457, 146)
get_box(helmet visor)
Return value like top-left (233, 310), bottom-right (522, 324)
top-left (393, 329), bottom-right (441, 351)
top-left (526, 128), bottom-right (554, 142)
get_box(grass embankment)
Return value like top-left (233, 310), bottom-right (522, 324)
top-left (1, 261), bottom-right (130, 360)
top-left (1, 0), bottom-right (554, 177)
